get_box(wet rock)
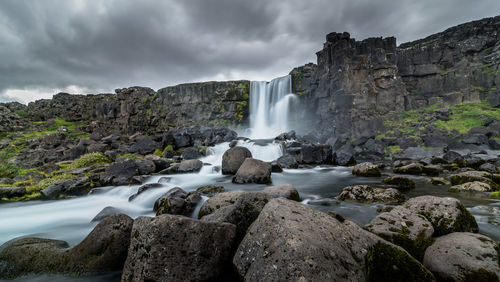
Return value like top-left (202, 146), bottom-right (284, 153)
top-left (276, 154), bottom-right (299, 169)
top-left (449, 181), bottom-right (493, 192)
top-left (221, 146), bottom-right (252, 175)
top-left (404, 196), bottom-right (478, 236)
top-left (423, 232), bottom-right (500, 281)
top-left (430, 177), bottom-right (449, 185)
top-left (144, 154), bottom-right (171, 171)
top-left (270, 161), bottom-right (283, 172)
top-left (383, 176), bottom-right (416, 190)
top-left (232, 158), bottom-right (272, 184)
top-left (134, 158), bottom-right (156, 175)
top-left (393, 163), bottom-right (424, 174)
top-left (128, 183), bottom-right (164, 201)
top-left (365, 206), bottom-right (434, 260)
top-left (196, 185), bottom-right (225, 196)
top-left (262, 184), bottom-right (300, 201)
top-left (479, 163), bottom-right (498, 173)
top-left (300, 143), bottom-right (333, 164)
top-left (442, 150), bottom-right (464, 164)
top-left (337, 185), bottom-right (405, 204)
top-left (275, 130), bottom-right (296, 141)
top-left (121, 215), bottom-right (236, 282)
top-left (41, 177), bottom-right (91, 199)
top-left (333, 150), bottom-right (356, 166)
top-left (0, 214), bottom-right (133, 279)
top-left (352, 162), bottom-right (381, 177)
top-left (166, 159), bottom-right (203, 174)
top-left (234, 198), bottom-right (434, 281)
top-left (157, 176), bottom-right (171, 184)
top-left (153, 187), bottom-right (202, 216)
top-left (450, 170), bottom-right (496, 187)
top-left (91, 206), bottom-right (126, 222)
top-left (101, 159), bottom-right (139, 185)
top-left (0, 187), bottom-right (26, 198)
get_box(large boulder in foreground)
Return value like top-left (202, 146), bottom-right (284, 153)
top-left (352, 162), bottom-right (381, 177)
top-left (234, 198), bottom-right (434, 281)
top-left (365, 206), bottom-right (434, 261)
top-left (232, 158), bottom-right (271, 184)
top-left (121, 215), bottom-right (236, 282)
top-left (423, 232), bottom-right (500, 281)
top-left (222, 146), bottom-right (252, 175)
top-left (337, 185), bottom-right (405, 204)
top-left (403, 196), bottom-right (478, 236)
top-left (0, 214), bottom-right (133, 279)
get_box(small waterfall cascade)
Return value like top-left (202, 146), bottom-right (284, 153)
top-left (249, 75), bottom-right (298, 139)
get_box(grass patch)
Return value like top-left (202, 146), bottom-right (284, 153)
top-left (433, 102), bottom-right (500, 134)
top-left (386, 145), bottom-right (403, 154)
top-left (118, 154), bottom-right (141, 160)
top-left (66, 153), bottom-right (112, 169)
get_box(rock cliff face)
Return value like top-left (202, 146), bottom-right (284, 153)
top-left (25, 81), bottom-right (249, 134)
top-left (291, 15), bottom-right (500, 140)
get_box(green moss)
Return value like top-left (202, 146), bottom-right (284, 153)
top-left (491, 191), bottom-right (500, 199)
top-left (385, 145), bottom-right (403, 155)
top-left (382, 229), bottom-right (435, 261)
top-left (433, 102), bottom-right (500, 134)
top-left (118, 154), bottom-right (141, 160)
top-left (364, 242), bottom-right (434, 282)
top-left (66, 153), bottom-right (112, 169)
top-left (441, 69), bottom-right (456, 76)
top-left (463, 268), bottom-right (499, 282)
top-left (14, 110), bottom-right (29, 118)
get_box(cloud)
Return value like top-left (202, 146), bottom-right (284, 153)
top-left (0, 0), bottom-right (499, 103)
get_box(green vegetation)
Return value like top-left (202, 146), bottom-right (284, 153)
top-left (14, 110), bottom-right (29, 118)
top-left (491, 191), bottom-right (500, 199)
top-left (385, 145), bottom-right (403, 154)
top-left (65, 153), bottom-right (112, 169)
top-left (154, 145), bottom-right (174, 157)
top-left (441, 69), bottom-right (456, 76)
top-left (118, 154), bottom-right (141, 160)
top-left (433, 102), bottom-right (500, 133)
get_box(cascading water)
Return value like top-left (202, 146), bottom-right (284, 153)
top-left (249, 75), bottom-right (298, 139)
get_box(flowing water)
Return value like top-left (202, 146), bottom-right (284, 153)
top-left (1, 75), bottom-right (499, 281)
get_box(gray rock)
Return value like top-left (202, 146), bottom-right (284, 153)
top-left (0, 187), bottom-right (26, 198)
top-left (423, 232), bottom-right (500, 281)
top-left (128, 183), bottom-right (164, 202)
top-left (404, 196), bottom-right (478, 236)
top-left (181, 147), bottom-right (199, 160)
top-left (134, 158), bottom-right (156, 175)
top-left (101, 159), bottom-right (139, 185)
top-left (91, 206), bottom-right (125, 222)
top-left (234, 198), bottom-right (434, 281)
top-left (0, 214), bottom-right (133, 279)
top-left (121, 215), bottom-right (236, 282)
top-left (449, 181), bottom-right (493, 192)
top-left (352, 162), bottom-right (381, 177)
top-left (337, 185), bottom-right (405, 204)
top-left (196, 185), bottom-right (225, 196)
top-left (365, 206), bottom-right (434, 260)
top-left (41, 177), bottom-right (91, 199)
top-left (462, 133), bottom-right (489, 145)
top-left (276, 154), bottom-right (299, 169)
top-left (153, 187), bottom-right (202, 216)
top-left (232, 158), bottom-right (272, 184)
top-left (221, 146), bottom-right (252, 175)
top-left (129, 135), bottom-right (158, 155)
top-left (450, 170), bottom-right (497, 187)
top-left (177, 159), bottom-right (203, 173)
top-left (261, 184), bottom-right (300, 201)
top-left (383, 176), bottom-right (416, 190)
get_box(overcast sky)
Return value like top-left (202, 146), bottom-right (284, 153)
top-left (1, 0), bottom-right (499, 103)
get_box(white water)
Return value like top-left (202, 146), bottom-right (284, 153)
top-left (249, 75), bottom-right (298, 139)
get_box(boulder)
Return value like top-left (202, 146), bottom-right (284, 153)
top-left (166, 159), bottom-right (204, 174)
top-left (234, 198), bottom-right (434, 281)
top-left (232, 158), bottom-right (272, 184)
top-left (479, 163), bottom-right (498, 173)
top-left (41, 177), bottom-right (91, 199)
top-left (300, 143), bottom-right (333, 164)
top-left (134, 159), bottom-right (156, 175)
top-left (91, 206), bottom-right (126, 222)
top-left (121, 215), bottom-right (236, 282)
top-left (365, 206), bottom-right (434, 260)
top-left (221, 146), bottom-right (252, 175)
top-left (276, 154), bottom-right (299, 169)
top-left (383, 176), bottom-right (416, 190)
top-left (450, 170), bottom-right (496, 187)
top-left (0, 187), bottom-right (26, 198)
top-left (423, 233), bottom-right (500, 281)
top-left (262, 184), bottom-right (300, 201)
top-left (101, 159), bottom-right (139, 185)
top-left (449, 181), bottom-right (493, 192)
top-left (181, 147), bottom-right (199, 160)
top-left (333, 150), bottom-right (356, 166)
top-left (0, 214), bottom-right (133, 279)
top-left (404, 196), bottom-right (478, 236)
top-left (196, 185), bottom-right (225, 196)
top-left (352, 162), bottom-right (381, 177)
top-left (430, 177), bottom-right (449, 185)
top-left (393, 163), bottom-right (423, 174)
top-left (129, 135), bottom-right (158, 155)
top-left (128, 183), bottom-right (164, 201)
top-left (269, 161), bottom-right (283, 172)
top-left (337, 185), bottom-right (405, 204)
top-left (153, 187), bottom-right (202, 216)
top-left (462, 133), bottom-right (489, 145)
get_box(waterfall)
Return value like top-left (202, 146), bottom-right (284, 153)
top-left (249, 75), bottom-right (298, 139)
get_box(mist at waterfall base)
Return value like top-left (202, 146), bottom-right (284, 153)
top-left (1, 76), bottom-right (499, 281)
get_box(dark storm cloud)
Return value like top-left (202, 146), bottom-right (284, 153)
top-left (0, 0), bottom-right (499, 103)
